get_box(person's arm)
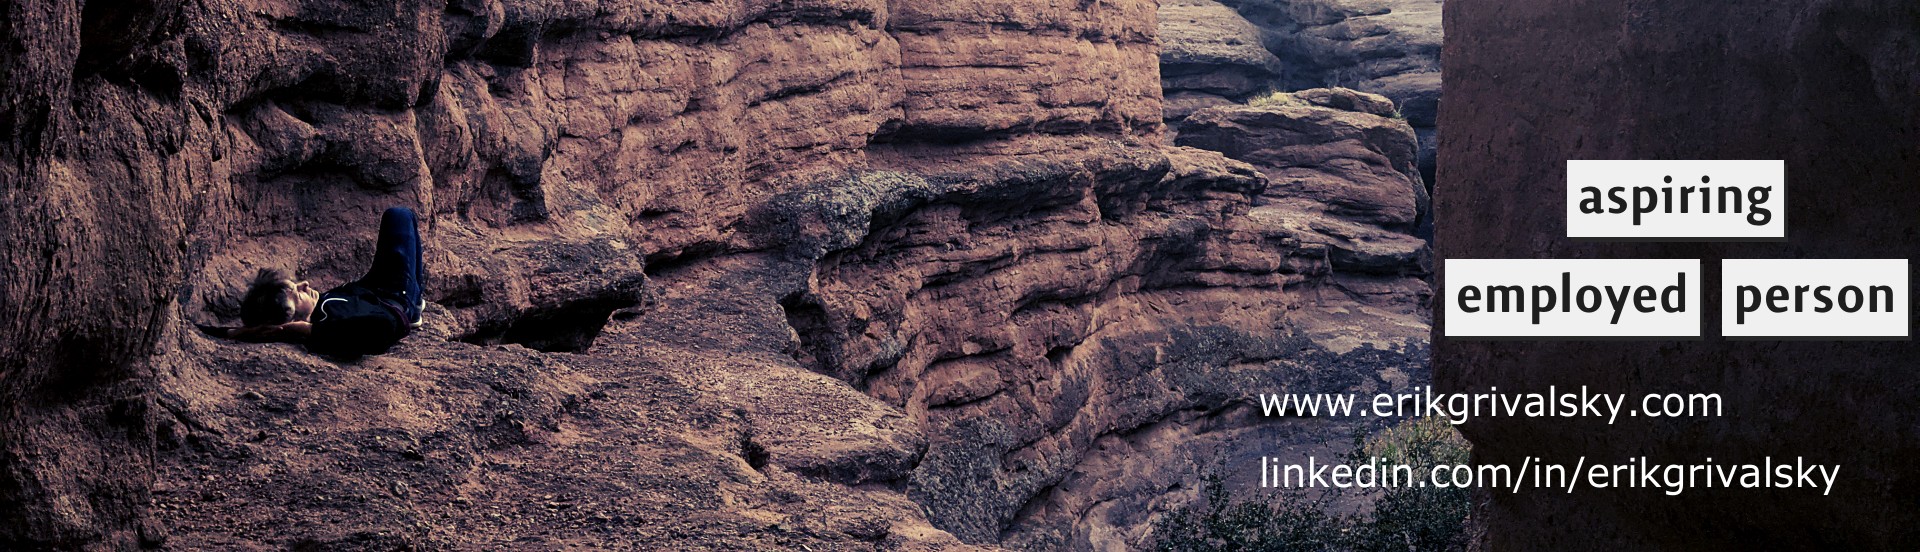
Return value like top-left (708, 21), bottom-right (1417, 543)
top-left (210, 321), bottom-right (312, 343)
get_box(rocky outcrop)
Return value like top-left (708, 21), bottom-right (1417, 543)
top-left (777, 141), bottom-right (1428, 549)
top-left (1177, 89), bottom-right (1433, 296)
top-left (1179, 89), bottom-right (1427, 232)
top-left (1165, 0), bottom-right (1441, 181)
top-left (1158, 0), bottom-right (1284, 119)
top-left (1439, 0), bottom-right (1920, 549)
top-left (1221, 0), bottom-right (1441, 114)
top-left (0, 0), bottom-right (1429, 550)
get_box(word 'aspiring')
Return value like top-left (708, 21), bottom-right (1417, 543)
top-left (1578, 175), bottom-right (1773, 226)
top-left (1565, 160), bottom-right (1785, 240)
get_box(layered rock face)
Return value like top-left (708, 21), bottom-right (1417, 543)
top-left (784, 140), bottom-right (1429, 549)
top-left (1440, 0), bottom-right (1919, 549)
top-left (1174, 88), bottom-right (1431, 341)
top-left (1161, 0), bottom-right (1440, 180)
top-left (0, 0), bottom-right (1427, 550)
top-left (1179, 89), bottom-right (1428, 233)
top-left (1219, 0), bottom-right (1440, 116)
top-left (1157, 0), bottom-right (1283, 118)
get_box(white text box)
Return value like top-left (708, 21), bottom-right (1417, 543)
top-left (1566, 160), bottom-right (1785, 240)
top-left (1446, 259), bottom-right (1701, 338)
top-left (1722, 259), bottom-right (1909, 339)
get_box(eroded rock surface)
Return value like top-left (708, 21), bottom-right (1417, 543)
top-left (1163, 0), bottom-right (1441, 181)
top-left (1178, 88), bottom-right (1432, 285)
top-left (0, 0), bottom-right (1429, 549)
top-left (778, 141), bottom-right (1428, 548)
top-left (1222, 0), bottom-right (1441, 114)
top-left (1158, 0), bottom-right (1284, 119)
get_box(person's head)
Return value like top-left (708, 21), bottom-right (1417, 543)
top-left (240, 268), bottom-right (318, 326)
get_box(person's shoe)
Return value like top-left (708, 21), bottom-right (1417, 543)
top-left (410, 298), bottom-right (426, 329)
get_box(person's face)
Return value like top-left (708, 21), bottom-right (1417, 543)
top-left (290, 281), bottom-right (319, 321)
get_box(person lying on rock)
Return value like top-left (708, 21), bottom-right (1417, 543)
top-left (204, 207), bottom-right (425, 357)
top-left (214, 267), bottom-right (322, 343)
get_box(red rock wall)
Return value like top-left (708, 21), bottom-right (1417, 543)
top-left (1438, 0), bottom-right (1920, 548)
top-left (0, 0), bottom-right (1427, 549)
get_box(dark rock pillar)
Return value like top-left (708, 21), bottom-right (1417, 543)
top-left (1438, 0), bottom-right (1920, 548)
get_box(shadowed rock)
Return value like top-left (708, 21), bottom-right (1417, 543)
top-left (1440, 0), bottom-right (1920, 549)
top-left (1159, 0), bottom-right (1284, 120)
top-left (1175, 0), bottom-right (1442, 182)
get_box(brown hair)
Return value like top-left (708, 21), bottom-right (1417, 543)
top-left (239, 268), bottom-right (297, 326)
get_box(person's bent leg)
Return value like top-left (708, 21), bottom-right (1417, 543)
top-left (360, 207), bottom-right (423, 324)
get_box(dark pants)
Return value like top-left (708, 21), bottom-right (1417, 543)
top-left (356, 206), bottom-right (423, 324)
top-left (310, 207), bottom-right (423, 356)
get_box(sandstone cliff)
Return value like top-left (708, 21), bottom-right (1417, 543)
top-left (1160, 0), bottom-right (1440, 181)
top-left (0, 0), bottom-right (1429, 549)
top-left (1157, 0), bottom-right (1282, 119)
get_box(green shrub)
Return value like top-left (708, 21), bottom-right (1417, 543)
top-left (1347, 416), bottom-right (1472, 551)
top-left (1152, 473), bottom-right (1347, 552)
top-left (1152, 416), bottom-right (1472, 552)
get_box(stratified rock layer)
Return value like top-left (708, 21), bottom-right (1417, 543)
top-left (0, 0), bottom-right (1428, 550)
top-left (1214, 0), bottom-right (1440, 119)
top-left (1179, 89), bottom-right (1428, 231)
top-left (1158, 0), bottom-right (1283, 119)
top-left (1439, 0), bottom-right (1919, 549)
top-left (1173, 0), bottom-right (1441, 181)
top-left (1176, 88), bottom-right (1431, 352)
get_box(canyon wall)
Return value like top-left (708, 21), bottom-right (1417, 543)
top-left (1160, 0), bottom-right (1440, 181)
top-left (1439, 0), bottom-right (1919, 549)
top-left (0, 0), bottom-right (1427, 549)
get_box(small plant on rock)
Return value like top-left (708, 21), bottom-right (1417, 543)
top-left (1248, 90), bottom-right (1308, 108)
